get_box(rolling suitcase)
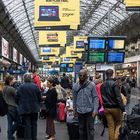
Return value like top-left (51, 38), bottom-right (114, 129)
top-left (67, 117), bottom-right (79, 140)
top-left (119, 114), bottom-right (140, 140)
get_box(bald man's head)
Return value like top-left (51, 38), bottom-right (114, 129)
top-left (79, 69), bottom-right (88, 84)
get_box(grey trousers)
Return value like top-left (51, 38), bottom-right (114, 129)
top-left (78, 112), bottom-right (94, 140)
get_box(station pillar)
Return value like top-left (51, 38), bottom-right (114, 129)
top-left (137, 61), bottom-right (140, 87)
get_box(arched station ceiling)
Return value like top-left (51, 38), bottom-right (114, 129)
top-left (1, 0), bottom-right (132, 61)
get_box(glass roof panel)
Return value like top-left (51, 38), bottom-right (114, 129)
top-left (2, 0), bottom-right (39, 61)
top-left (1, 0), bottom-right (132, 61)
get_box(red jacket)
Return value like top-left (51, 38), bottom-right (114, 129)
top-left (33, 75), bottom-right (41, 89)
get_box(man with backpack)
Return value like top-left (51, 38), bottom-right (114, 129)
top-left (100, 69), bottom-right (125, 140)
top-left (73, 69), bottom-right (99, 140)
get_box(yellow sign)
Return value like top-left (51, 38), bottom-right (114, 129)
top-left (42, 56), bottom-right (58, 63)
top-left (34, 0), bottom-right (80, 30)
top-left (62, 57), bottom-right (76, 63)
top-left (40, 47), bottom-right (60, 56)
top-left (125, 0), bottom-right (140, 11)
top-left (65, 46), bottom-right (82, 58)
top-left (74, 36), bottom-right (87, 52)
top-left (39, 31), bottom-right (66, 47)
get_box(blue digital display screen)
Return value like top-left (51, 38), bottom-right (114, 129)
top-left (42, 48), bottom-right (51, 52)
top-left (64, 58), bottom-right (70, 61)
top-left (60, 63), bottom-right (73, 72)
top-left (76, 41), bottom-right (85, 48)
top-left (108, 39), bottom-right (125, 50)
top-left (67, 68), bottom-right (73, 72)
top-left (40, 6), bottom-right (59, 17)
top-left (60, 63), bottom-right (67, 67)
top-left (89, 39), bottom-right (105, 49)
top-left (107, 52), bottom-right (124, 63)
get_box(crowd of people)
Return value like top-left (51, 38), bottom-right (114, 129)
top-left (0, 69), bottom-right (134, 140)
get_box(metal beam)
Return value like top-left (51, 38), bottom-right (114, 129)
top-left (21, 0), bottom-right (39, 55)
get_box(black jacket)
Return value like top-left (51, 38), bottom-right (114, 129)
top-left (60, 76), bottom-right (70, 89)
top-left (100, 79), bottom-right (125, 112)
top-left (16, 82), bottom-right (42, 115)
top-left (45, 88), bottom-right (57, 119)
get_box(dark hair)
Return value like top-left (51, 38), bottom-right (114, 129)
top-left (106, 69), bottom-right (113, 78)
top-left (95, 75), bottom-right (101, 79)
top-left (121, 76), bottom-right (126, 82)
top-left (47, 76), bottom-right (56, 87)
top-left (63, 73), bottom-right (66, 77)
top-left (54, 77), bottom-right (60, 85)
top-left (4, 75), bottom-right (14, 85)
top-left (32, 70), bottom-right (36, 74)
top-left (114, 76), bottom-right (121, 81)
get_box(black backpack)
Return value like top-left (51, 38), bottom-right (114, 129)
top-left (0, 91), bottom-right (8, 116)
top-left (131, 100), bottom-right (140, 115)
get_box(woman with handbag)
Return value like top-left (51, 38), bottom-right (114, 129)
top-left (3, 75), bottom-right (18, 140)
top-left (45, 76), bottom-right (57, 140)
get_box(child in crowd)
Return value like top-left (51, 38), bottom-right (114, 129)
top-left (65, 92), bottom-right (74, 123)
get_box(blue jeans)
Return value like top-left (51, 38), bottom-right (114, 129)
top-left (7, 107), bottom-right (18, 140)
top-left (22, 113), bottom-right (38, 140)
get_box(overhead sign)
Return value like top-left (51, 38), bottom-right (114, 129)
top-left (40, 47), bottom-right (60, 56)
top-left (60, 63), bottom-right (74, 72)
top-left (65, 46), bottom-right (82, 58)
top-left (41, 56), bottom-right (60, 63)
top-left (74, 36), bottom-right (87, 52)
top-left (125, 0), bottom-right (140, 11)
top-left (34, 0), bottom-right (80, 30)
top-left (39, 31), bottom-right (66, 47)
top-left (13, 48), bottom-right (17, 63)
top-left (1, 37), bottom-right (9, 59)
top-left (61, 56), bottom-right (76, 63)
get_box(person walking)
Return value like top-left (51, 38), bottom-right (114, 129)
top-left (45, 76), bottom-right (58, 140)
top-left (100, 69), bottom-right (125, 140)
top-left (73, 69), bottom-right (99, 140)
top-left (16, 73), bottom-right (41, 140)
top-left (32, 70), bottom-right (41, 89)
top-left (60, 73), bottom-right (71, 90)
top-left (3, 75), bottom-right (18, 140)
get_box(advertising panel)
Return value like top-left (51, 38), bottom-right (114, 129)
top-left (23, 57), bottom-right (26, 63)
top-left (40, 47), bottom-right (60, 56)
top-left (2, 37), bottom-right (9, 59)
top-left (34, 0), bottom-right (80, 30)
top-left (74, 36), bottom-right (87, 52)
top-left (13, 48), bottom-right (17, 63)
top-left (20, 54), bottom-right (22, 65)
top-left (39, 31), bottom-right (66, 47)
top-left (125, 0), bottom-right (140, 11)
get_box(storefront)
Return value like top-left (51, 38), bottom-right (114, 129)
top-left (115, 63), bottom-right (137, 78)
